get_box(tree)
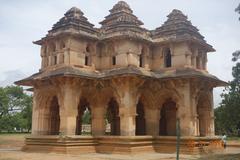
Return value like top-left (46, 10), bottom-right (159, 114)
top-left (215, 53), bottom-right (240, 136)
top-left (0, 86), bottom-right (32, 133)
top-left (82, 109), bottom-right (91, 124)
top-left (236, 3), bottom-right (240, 20)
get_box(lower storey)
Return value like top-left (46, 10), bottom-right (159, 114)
top-left (23, 135), bottom-right (224, 154)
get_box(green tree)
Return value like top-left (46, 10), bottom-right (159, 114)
top-left (236, 3), bottom-right (240, 20)
top-left (215, 52), bottom-right (240, 135)
top-left (0, 86), bottom-right (32, 133)
top-left (82, 109), bottom-right (91, 124)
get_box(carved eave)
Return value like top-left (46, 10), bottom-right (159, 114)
top-left (15, 65), bottom-right (227, 88)
top-left (33, 30), bottom-right (99, 46)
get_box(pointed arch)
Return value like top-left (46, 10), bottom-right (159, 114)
top-left (135, 100), bottom-right (146, 135)
top-left (159, 99), bottom-right (177, 136)
top-left (48, 96), bottom-right (60, 135)
top-left (106, 97), bottom-right (120, 135)
top-left (76, 97), bottom-right (92, 135)
top-left (163, 48), bottom-right (172, 68)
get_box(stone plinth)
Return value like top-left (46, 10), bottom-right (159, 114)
top-left (22, 135), bottom-right (224, 154)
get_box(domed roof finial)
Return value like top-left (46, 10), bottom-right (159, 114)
top-left (65, 7), bottom-right (84, 18)
top-left (49, 6), bottom-right (98, 36)
top-left (110, 1), bottom-right (133, 14)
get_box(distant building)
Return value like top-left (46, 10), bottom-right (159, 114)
top-left (16, 1), bottom-right (226, 154)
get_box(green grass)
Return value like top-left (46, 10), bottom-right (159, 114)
top-left (227, 137), bottom-right (240, 141)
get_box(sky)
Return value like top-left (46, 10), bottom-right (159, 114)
top-left (0, 0), bottom-right (239, 106)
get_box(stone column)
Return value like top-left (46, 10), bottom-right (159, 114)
top-left (119, 107), bottom-right (136, 136)
top-left (145, 108), bottom-right (160, 136)
top-left (91, 106), bottom-right (106, 136)
top-left (111, 77), bottom-right (144, 136)
top-left (208, 90), bottom-right (215, 136)
top-left (31, 90), bottom-right (39, 135)
top-left (57, 79), bottom-right (81, 135)
top-left (191, 94), bottom-right (199, 136)
top-left (178, 82), bottom-right (196, 136)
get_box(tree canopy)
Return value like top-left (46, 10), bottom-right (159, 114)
top-left (215, 51), bottom-right (240, 136)
top-left (236, 3), bottom-right (240, 20)
top-left (0, 86), bottom-right (32, 133)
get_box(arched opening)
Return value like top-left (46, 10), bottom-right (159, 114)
top-left (60, 41), bottom-right (65, 49)
top-left (112, 56), bottom-right (116, 65)
top-left (86, 44), bottom-right (91, 53)
top-left (85, 56), bottom-right (89, 66)
top-left (164, 48), bottom-right (171, 68)
top-left (197, 93), bottom-right (211, 136)
top-left (76, 98), bottom-right (91, 135)
top-left (106, 98), bottom-right (120, 135)
top-left (49, 96), bottom-right (60, 135)
top-left (159, 99), bottom-right (177, 136)
top-left (139, 46), bottom-right (147, 68)
top-left (85, 44), bottom-right (93, 66)
top-left (139, 54), bottom-right (143, 67)
top-left (53, 55), bottom-right (57, 65)
top-left (135, 100), bottom-right (146, 135)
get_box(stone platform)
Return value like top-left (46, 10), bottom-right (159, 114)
top-left (22, 135), bottom-right (224, 154)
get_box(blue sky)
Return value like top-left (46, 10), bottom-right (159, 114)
top-left (0, 0), bottom-right (239, 106)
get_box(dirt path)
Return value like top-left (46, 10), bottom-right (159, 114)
top-left (0, 134), bottom-right (240, 160)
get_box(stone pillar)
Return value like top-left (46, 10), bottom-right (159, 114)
top-left (119, 107), bottom-right (136, 136)
top-left (208, 90), bottom-right (215, 136)
top-left (111, 77), bottom-right (144, 136)
top-left (92, 106), bottom-right (106, 136)
top-left (48, 56), bottom-right (52, 66)
top-left (178, 82), bottom-right (196, 136)
top-left (191, 93), bottom-right (199, 136)
top-left (198, 54), bottom-right (203, 70)
top-left (31, 90), bottom-right (39, 135)
top-left (145, 108), bottom-right (160, 136)
top-left (57, 79), bottom-right (81, 135)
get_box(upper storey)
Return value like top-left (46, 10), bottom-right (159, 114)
top-left (35, 1), bottom-right (215, 74)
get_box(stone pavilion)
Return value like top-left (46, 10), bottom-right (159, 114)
top-left (16, 1), bottom-right (227, 154)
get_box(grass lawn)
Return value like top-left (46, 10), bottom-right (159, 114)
top-left (227, 136), bottom-right (240, 141)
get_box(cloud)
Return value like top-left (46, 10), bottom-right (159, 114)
top-left (0, 70), bottom-right (25, 87)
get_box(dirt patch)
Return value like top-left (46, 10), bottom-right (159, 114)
top-left (0, 134), bottom-right (240, 160)
top-left (0, 134), bottom-right (27, 149)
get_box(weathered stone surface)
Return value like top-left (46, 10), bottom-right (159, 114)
top-left (16, 0), bottom-right (226, 155)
